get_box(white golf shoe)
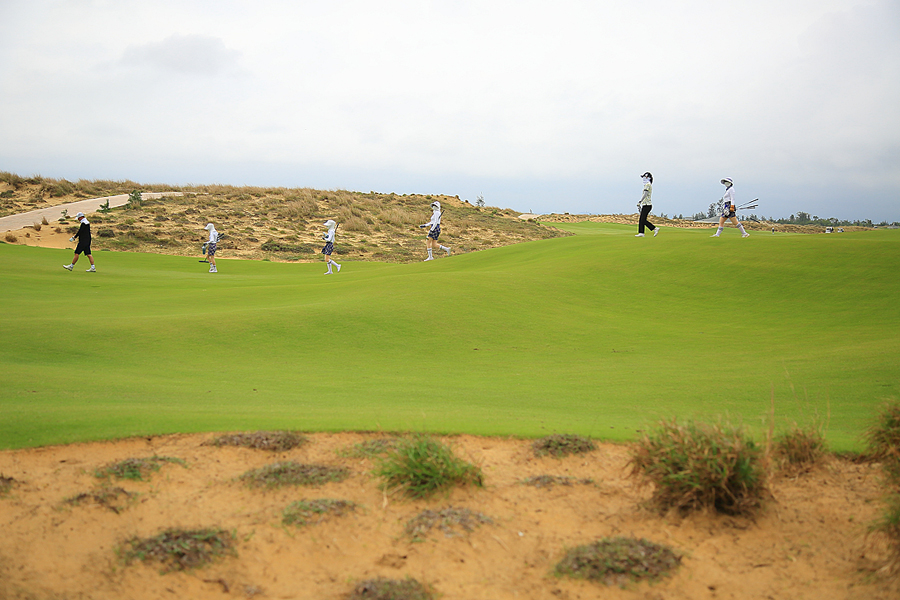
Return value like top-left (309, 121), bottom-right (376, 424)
top-left (653, 228), bottom-right (659, 237)
top-left (635, 233), bottom-right (644, 237)
top-left (336, 264), bottom-right (342, 272)
top-left (444, 247), bottom-right (451, 255)
top-left (742, 232), bottom-right (750, 238)
top-left (424, 256), bottom-right (434, 261)
top-left (63, 264), bottom-right (73, 271)
top-left (86, 266), bottom-right (96, 272)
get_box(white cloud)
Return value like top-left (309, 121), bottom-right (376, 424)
top-left (0, 0), bottom-right (897, 221)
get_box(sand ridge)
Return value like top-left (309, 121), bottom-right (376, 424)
top-left (0, 432), bottom-right (896, 600)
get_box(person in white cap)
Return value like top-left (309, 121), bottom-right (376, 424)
top-left (203, 223), bottom-right (219, 272)
top-left (62, 212), bottom-right (95, 272)
top-left (321, 219), bottom-right (342, 274)
top-left (635, 172), bottom-right (659, 237)
top-left (711, 178), bottom-right (750, 238)
top-left (420, 201), bottom-right (450, 261)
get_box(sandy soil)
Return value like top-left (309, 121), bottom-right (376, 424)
top-left (0, 433), bottom-right (896, 600)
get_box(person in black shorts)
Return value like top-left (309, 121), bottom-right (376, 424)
top-left (63, 212), bottom-right (95, 272)
top-left (421, 201), bottom-right (450, 261)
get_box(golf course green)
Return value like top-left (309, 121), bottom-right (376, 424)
top-left (1, 223), bottom-right (897, 451)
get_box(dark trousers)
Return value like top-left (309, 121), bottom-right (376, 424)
top-left (638, 205), bottom-right (656, 233)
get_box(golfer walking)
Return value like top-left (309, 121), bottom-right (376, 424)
top-left (63, 212), bottom-right (95, 272)
top-left (204, 223), bottom-right (219, 272)
top-left (321, 219), bottom-right (342, 274)
top-left (636, 172), bottom-right (658, 237)
top-left (711, 178), bottom-right (750, 238)
top-left (421, 201), bottom-right (451, 261)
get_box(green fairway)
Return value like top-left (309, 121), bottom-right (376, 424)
top-left (1, 224), bottom-right (898, 451)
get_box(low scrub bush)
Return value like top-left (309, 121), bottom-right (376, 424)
top-left (4, 233), bottom-right (17, 243)
top-left (532, 434), bottom-right (596, 458)
top-left (375, 434), bottom-right (483, 499)
top-left (120, 528), bottom-right (234, 573)
top-left (554, 537), bottom-right (681, 587)
top-left (629, 419), bottom-right (766, 515)
top-left (282, 498), bottom-right (357, 526)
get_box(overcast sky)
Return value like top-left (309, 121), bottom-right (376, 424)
top-left (1, 0), bottom-right (898, 221)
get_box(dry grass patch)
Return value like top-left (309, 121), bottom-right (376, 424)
top-left (773, 423), bottom-right (827, 473)
top-left (204, 430), bottom-right (308, 452)
top-left (404, 506), bottom-right (492, 541)
top-left (239, 461), bottom-right (350, 489)
top-left (63, 487), bottom-right (135, 513)
top-left (94, 456), bottom-right (187, 481)
top-left (120, 528), bottom-right (234, 573)
top-left (0, 474), bottom-right (17, 495)
top-left (520, 474), bottom-right (593, 488)
top-left (348, 577), bottom-right (434, 600)
top-left (282, 499), bottom-right (358, 527)
top-left (554, 537), bottom-right (681, 587)
top-left (338, 437), bottom-right (399, 459)
top-left (532, 434), bottom-right (596, 458)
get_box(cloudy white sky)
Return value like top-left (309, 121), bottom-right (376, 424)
top-left (1, 0), bottom-right (898, 221)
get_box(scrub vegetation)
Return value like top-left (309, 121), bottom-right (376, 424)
top-left (119, 528), bottom-right (234, 573)
top-left (204, 430), bottom-right (308, 451)
top-left (239, 461), bottom-right (350, 488)
top-left (629, 419), bottom-right (767, 516)
top-left (94, 456), bottom-right (187, 481)
top-left (375, 435), bottom-right (483, 499)
top-left (554, 537), bottom-right (681, 587)
top-left (0, 172), bottom-right (569, 262)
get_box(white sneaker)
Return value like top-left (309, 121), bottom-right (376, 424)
top-left (86, 266), bottom-right (96, 272)
top-left (635, 233), bottom-right (644, 237)
top-left (653, 228), bottom-right (659, 237)
top-left (336, 264), bottom-right (341, 272)
top-left (210, 267), bottom-right (217, 273)
top-left (711, 234), bottom-right (720, 237)
top-left (742, 232), bottom-right (750, 238)
top-left (63, 264), bottom-right (73, 271)
top-left (444, 247), bottom-right (451, 255)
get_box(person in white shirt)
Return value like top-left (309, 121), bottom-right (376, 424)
top-left (204, 223), bottom-right (219, 272)
top-left (420, 201), bottom-right (451, 261)
top-left (321, 220), bottom-right (341, 274)
top-left (635, 172), bottom-right (659, 237)
top-left (711, 178), bottom-right (749, 238)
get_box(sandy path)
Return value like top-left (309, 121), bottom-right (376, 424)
top-left (0, 192), bottom-right (183, 233)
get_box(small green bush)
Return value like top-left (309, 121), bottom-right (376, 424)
top-left (629, 419), bottom-right (766, 515)
top-left (555, 537), bottom-right (681, 587)
top-left (338, 437), bottom-right (398, 459)
top-left (532, 434), bottom-right (596, 458)
top-left (375, 435), bottom-right (483, 499)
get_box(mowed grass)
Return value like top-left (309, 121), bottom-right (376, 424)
top-left (0, 224), bottom-right (897, 451)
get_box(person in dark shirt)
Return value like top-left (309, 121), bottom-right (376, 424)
top-left (63, 212), bottom-right (96, 272)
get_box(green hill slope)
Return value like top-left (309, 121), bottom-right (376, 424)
top-left (1, 223), bottom-right (897, 450)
